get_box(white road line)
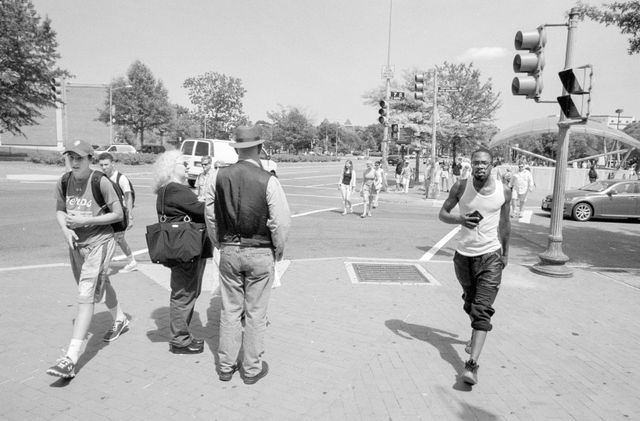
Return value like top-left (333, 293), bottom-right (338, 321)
top-left (112, 248), bottom-right (149, 261)
top-left (292, 207), bottom-right (340, 217)
top-left (287, 193), bottom-right (343, 199)
top-left (419, 226), bottom-right (461, 262)
top-left (0, 263), bottom-right (69, 272)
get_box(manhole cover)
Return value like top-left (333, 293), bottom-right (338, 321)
top-left (345, 262), bottom-right (439, 285)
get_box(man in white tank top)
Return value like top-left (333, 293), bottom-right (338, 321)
top-left (438, 147), bottom-right (512, 386)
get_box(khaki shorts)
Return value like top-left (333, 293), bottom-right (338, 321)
top-left (69, 238), bottom-right (116, 304)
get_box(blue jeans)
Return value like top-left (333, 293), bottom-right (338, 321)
top-left (453, 250), bottom-right (504, 332)
top-left (218, 245), bottom-right (275, 376)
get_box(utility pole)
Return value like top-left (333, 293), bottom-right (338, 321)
top-left (381, 0), bottom-right (393, 170)
top-left (428, 69), bottom-right (438, 198)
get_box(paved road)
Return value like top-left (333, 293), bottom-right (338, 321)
top-left (1, 160), bottom-right (639, 420)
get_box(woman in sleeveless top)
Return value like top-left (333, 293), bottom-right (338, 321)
top-left (338, 160), bottom-right (356, 215)
top-left (360, 161), bottom-right (376, 218)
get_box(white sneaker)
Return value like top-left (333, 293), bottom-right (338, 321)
top-left (121, 260), bottom-right (138, 273)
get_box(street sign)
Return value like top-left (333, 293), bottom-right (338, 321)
top-left (390, 91), bottom-right (405, 100)
top-left (381, 65), bottom-right (395, 80)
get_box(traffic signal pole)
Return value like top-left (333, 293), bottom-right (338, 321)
top-left (381, 0), bottom-right (393, 171)
top-left (428, 70), bottom-right (438, 198)
top-left (531, 7), bottom-right (580, 278)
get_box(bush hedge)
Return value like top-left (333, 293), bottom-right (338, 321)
top-left (272, 153), bottom-right (340, 163)
top-left (25, 152), bottom-right (157, 166)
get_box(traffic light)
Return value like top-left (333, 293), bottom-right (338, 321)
top-left (391, 124), bottom-right (399, 140)
top-left (50, 77), bottom-right (63, 103)
top-left (511, 26), bottom-right (546, 100)
top-left (378, 100), bottom-right (388, 125)
top-left (557, 66), bottom-right (592, 120)
top-left (414, 74), bottom-right (426, 101)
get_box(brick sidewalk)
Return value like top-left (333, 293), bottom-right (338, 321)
top-left (1, 256), bottom-right (639, 420)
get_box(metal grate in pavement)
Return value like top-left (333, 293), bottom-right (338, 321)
top-left (345, 262), bottom-right (439, 285)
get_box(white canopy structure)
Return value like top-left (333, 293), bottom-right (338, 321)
top-left (489, 116), bottom-right (640, 149)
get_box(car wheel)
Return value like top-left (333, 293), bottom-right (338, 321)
top-left (187, 179), bottom-right (195, 188)
top-left (572, 202), bottom-right (593, 221)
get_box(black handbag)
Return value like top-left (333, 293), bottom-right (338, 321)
top-left (145, 186), bottom-right (208, 267)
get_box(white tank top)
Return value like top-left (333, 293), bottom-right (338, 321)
top-left (456, 178), bottom-right (505, 256)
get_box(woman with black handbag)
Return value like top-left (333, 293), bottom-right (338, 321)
top-left (151, 150), bottom-right (211, 354)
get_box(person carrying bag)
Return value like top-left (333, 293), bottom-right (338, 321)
top-left (147, 150), bottom-right (211, 355)
top-left (146, 186), bottom-right (210, 266)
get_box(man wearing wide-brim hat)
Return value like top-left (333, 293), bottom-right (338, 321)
top-left (204, 126), bottom-right (291, 384)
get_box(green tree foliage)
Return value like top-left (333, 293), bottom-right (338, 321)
top-left (182, 71), bottom-right (247, 139)
top-left (99, 61), bottom-right (172, 146)
top-left (576, 1), bottom-right (640, 54)
top-left (171, 104), bottom-right (201, 144)
top-left (363, 63), bottom-right (500, 159)
top-left (267, 106), bottom-right (318, 153)
top-left (0, 0), bottom-right (68, 134)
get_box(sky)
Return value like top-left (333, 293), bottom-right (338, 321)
top-left (32, 0), bottom-right (640, 131)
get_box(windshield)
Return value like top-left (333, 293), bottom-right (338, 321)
top-left (579, 181), bottom-right (612, 192)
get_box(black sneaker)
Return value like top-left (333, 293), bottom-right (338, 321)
top-left (243, 361), bottom-right (269, 385)
top-left (103, 316), bottom-right (130, 342)
top-left (218, 365), bottom-right (239, 382)
top-left (462, 359), bottom-right (479, 385)
top-left (46, 357), bottom-right (76, 379)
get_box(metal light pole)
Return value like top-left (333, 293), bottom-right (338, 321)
top-left (381, 0), bottom-right (393, 170)
top-left (531, 8), bottom-right (580, 278)
top-left (615, 108), bottom-right (623, 165)
top-left (427, 69), bottom-right (439, 198)
top-left (109, 84), bottom-right (132, 144)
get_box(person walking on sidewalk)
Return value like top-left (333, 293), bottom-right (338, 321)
top-left (205, 126), bottom-right (291, 384)
top-left (372, 160), bottom-right (386, 208)
top-left (47, 140), bottom-right (130, 379)
top-left (509, 162), bottom-right (535, 219)
top-left (438, 147), bottom-right (511, 386)
top-left (338, 159), bottom-right (356, 214)
top-left (152, 150), bottom-right (211, 355)
top-left (360, 161), bottom-right (376, 217)
top-left (196, 155), bottom-right (213, 202)
top-left (98, 152), bottom-right (137, 273)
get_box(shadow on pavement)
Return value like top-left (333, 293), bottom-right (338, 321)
top-left (51, 311), bottom-right (115, 385)
top-left (205, 295), bottom-right (222, 367)
top-left (513, 214), bottom-right (640, 268)
top-left (146, 307), bottom-right (207, 348)
top-left (384, 319), bottom-right (472, 391)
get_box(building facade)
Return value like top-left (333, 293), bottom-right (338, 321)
top-left (0, 83), bottom-right (110, 150)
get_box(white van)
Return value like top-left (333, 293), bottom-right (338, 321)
top-left (96, 144), bottom-right (137, 154)
top-left (179, 138), bottom-right (278, 187)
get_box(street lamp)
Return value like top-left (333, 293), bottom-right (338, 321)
top-left (615, 108), bottom-right (624, 166)
top-left (109, 84), bottom-right (132, 144)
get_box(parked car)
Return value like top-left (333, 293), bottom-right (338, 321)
top-left (541, 179), bottom-right (640, 221)
top-left (95, 144), bottom-right (137, 154)
top-left (387, 155), bottom-right (402, 166)
top-left (139, 144), bottom-right (166, 154)
top-left (179, 138), bottom-right (278, 187)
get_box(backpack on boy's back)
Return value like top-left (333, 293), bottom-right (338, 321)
top-left (61, 170), bottom-right (128, 232)
top-left (115, 172), bottom-right (136, 208)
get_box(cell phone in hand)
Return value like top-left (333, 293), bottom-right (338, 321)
top-left (467, 210), bottom-right (484, 222)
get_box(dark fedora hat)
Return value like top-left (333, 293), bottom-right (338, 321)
top-left (230, 126), bottom-right (266, 148)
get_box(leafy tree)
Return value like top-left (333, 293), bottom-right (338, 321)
top-left (182, 71), bottom-right (247, 139)
top-left (363, 62), bottom-right (500, 159)
top-left (576, 1), bottom-right (640, 54)
top-left (0, 0), bottom-right (68, 134)
top-left (171, 104), bottom-right (201, 143)
top-left (98, 61), bottom-right (172, 147)
top-left (267, 106), bottom-right (317, 153)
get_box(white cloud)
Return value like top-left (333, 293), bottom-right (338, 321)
top-left (456, 47), bottom-right (509, 62)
